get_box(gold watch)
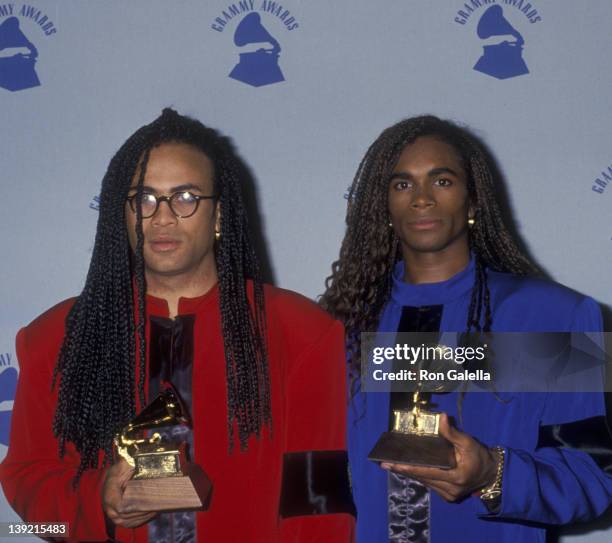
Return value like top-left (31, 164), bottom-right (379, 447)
top-left (479, 447), bottom-right (505, 502)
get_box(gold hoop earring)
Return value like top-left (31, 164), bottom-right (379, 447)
top-left (215, 230), bottom-right (221, 241)
top-left (468, 217), bottom-right (475, 227)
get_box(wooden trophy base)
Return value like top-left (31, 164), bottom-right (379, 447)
top-left (368, 431), bottom-right (456, 469)
top-left (121, 463), bottom-right (212, 513)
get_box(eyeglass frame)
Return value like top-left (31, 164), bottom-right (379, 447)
top-left (126, 190), bottom-right (218, 219)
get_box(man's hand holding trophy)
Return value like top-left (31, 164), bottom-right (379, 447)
top-left (110, 385), bottom-right (211, 514)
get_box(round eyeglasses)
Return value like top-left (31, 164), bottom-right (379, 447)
top-left (127, 191), bottom-right (217, 219)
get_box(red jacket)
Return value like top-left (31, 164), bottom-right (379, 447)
top-left (0, 284), bottom-right (355, 542)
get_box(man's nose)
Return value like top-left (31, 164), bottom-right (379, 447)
top-left (410, 184), bottom-right (435, 209)
top-left (152, 199), bottom-right (178, 225)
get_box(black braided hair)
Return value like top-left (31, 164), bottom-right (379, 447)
top-left (320, 115), bottom-right (538, 387)
top-left (53, 108), bottom-right (270, 481)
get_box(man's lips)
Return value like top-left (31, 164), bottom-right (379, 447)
top-left (149, 238), bottom-right (181, 252)
top-left (406, 218), bottom-right (442, 231)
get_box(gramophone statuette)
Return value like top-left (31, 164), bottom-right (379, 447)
top-left (368, 384), bottom-right (456, 470)
top-left (115, 386), bottom-right (211, 512)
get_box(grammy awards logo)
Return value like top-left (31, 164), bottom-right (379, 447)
top-left (454, 0), bottom-right (542, 81)
top-left (0, 354), bottom-right (17, 447)
top-left (211, 2), bottom-right (299, 88)
top-left (0, 4), bottom-right (57, 92)
top-left (0, 16), bottom-right (39, 91)
top-left (474, 5), bottom-right (528, 79)
top-left (229, 12), bottom-right (284, 87)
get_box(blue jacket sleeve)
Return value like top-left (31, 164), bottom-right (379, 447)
top-left (478, 296), bottom-right (612, 524)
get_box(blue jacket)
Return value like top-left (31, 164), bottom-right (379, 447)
top-left (348, 259), bottom-right (612, 543)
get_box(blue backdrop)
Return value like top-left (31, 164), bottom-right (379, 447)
top-left (1, 1), bottom-right (611, 540)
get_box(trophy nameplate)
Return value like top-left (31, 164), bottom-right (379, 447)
top-left (368, 388), bottom-right (456, 469)
top-left (133, 446), bottom-right (182, 479)
top-left (393, 407), bottom-right (440, 435)
top-left (115, 386), bottom-right (212, 513)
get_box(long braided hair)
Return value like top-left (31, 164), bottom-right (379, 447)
top-left (320, 115), bottom-right (538, 386)
top-left (53, 108), bottom-right (271, 481)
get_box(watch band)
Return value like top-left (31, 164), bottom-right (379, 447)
top-left (479, 446), bottom-right (505, 502)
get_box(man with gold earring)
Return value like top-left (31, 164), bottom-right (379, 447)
top-left (321, 115), bottom-right (612, 543)
top-left (0, 109), bottom-right (355, 542)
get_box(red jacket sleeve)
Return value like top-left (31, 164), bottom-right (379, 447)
top-left (0, 324), bottom-right (110, 542)
top-left (279, 318), bottom-right (355, 542)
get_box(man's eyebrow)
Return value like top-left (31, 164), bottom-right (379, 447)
top-left (129, 182), bottom-right (205, 193)
top-left (167, 183), bottom-right (205, 192)
top-left (428, 167), bottom-right (460, 177)
top-left (388, 167), bottom-right (460, 180)
top-left (388, 172), bottom-right (412, 181)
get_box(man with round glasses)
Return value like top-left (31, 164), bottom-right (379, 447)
top-left (0, 109), bottom-right (355, 542)
top-left (127, 189), bottom-right (217, 219)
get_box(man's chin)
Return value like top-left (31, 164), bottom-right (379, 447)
top-left (402, 236), bottom-right (451, 254)
top-left (400, 229), bottom-right (468, 255)
top-left (143, 260), bottom-right (188, 277)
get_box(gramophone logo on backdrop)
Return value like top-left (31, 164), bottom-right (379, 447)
top-left (0, 352), bottom-right (17, 447)
top-left (0, 3), bottom-right (57, 92)
top-left (454, 1), bottom-right (542, 80)
top-left (211, 1), bottom-right (299, 87)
